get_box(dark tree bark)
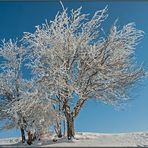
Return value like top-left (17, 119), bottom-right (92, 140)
top-left (66, 114), bottom-right (75, 140)
top-left (54, 121), bottom-right (62, 138)
top-left (57, 95), bottom-right (62, 138)
top-left (63, 97), bottom-right (87, 140)
top-left (63, 120), bottom-right (66, 136)
top-left (27, 131), bottom-right (33, 145)
top-left (20, 127), bottom-right (26, 143)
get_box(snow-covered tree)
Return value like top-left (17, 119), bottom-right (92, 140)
top-left (7, 85), bottom-right (60, 144)
top-left (0, 40), bottom-right (60, 144)
top-left (0, 39), bottom-right (28, 142)
top-left (22, 5), bottom-right (147, 139)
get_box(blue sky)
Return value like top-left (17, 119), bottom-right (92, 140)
top-left (0, 1), bottom-right (148, 138)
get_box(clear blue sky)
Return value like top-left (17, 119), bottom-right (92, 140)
top-left (0, 1), bottom-right (148, 138)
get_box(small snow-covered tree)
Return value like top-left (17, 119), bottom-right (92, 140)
top-left (6, 85), bottom-right (60, 145)
top-left (23, 6), bottom-right (147, 139)
top-left (0, 40), bottom-right (60, 144)
top-left (0, 40), bottom-right (28, 142)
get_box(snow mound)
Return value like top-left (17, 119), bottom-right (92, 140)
top-left (0, 132), bottom-right (148, 147)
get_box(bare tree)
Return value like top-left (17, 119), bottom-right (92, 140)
top-left (22, 6), bottom-right (147, 139)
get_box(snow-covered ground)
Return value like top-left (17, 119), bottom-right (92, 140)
top-left (0, 132), bottom-right (148, 147)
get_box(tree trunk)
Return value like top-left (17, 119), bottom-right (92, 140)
top-left (57, 121), bottom-right (62, 138)
top-left (63, 120), bottom-right (66, 136)
top-left (27, 131), bottom-right (33, 145)
top-left (57, 97), bottom-right (62, 138)
top-left (54, 121), bottom-right (62, 138)
top-left (20, 127), bottom-right (25, 143)
top-left (66, 115), bottom-right (75, 140)
top-left (57, 125), bottom-right (62, 138)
